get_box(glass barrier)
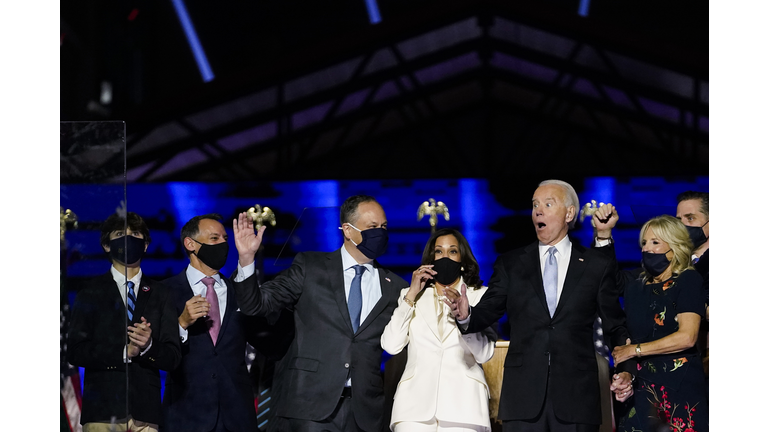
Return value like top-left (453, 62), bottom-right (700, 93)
top-left (61, 121), bottom-right (129, 432)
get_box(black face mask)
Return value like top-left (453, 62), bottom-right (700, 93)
top-left (641, 250), bottom-right (672, 277)
top-left (192, 239), bottom-right (229, 271)
top-left (109, 235), bottom-right (146, 266)
top-left (349, 224), bottom-right (389, 260)
top-left (432, 257), bottom-right (462, 286)
top-left (685, 220), bottom-right (709, 248)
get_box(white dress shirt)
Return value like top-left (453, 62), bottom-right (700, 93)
top-left (110, 266), bottom-right (150, 361)
top-left (538, 235), bottom-right (572, 306)
top-left (340, 245), bottom-right (382, 386)
top-left (177, 261), bottom-right (254, 343)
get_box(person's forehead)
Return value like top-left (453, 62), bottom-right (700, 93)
top-left (199, 218), bottom-right (226, 235)
top-left (110, 227), bottom-right (142, 237)
top-left (676, 199), bottom-right (703, 215)
top-left (355, 202), bottom-right (385, 221)
top-left (435, 235), bottom-right (459, 246)
top-left (533, 185), bottom-right (563, 201)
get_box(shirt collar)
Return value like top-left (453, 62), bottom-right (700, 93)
top-left (538, 235), bottom-right (571, 259)
top-left (185, 264), bottom-right (223, 287)
top-left (341, 245), bottom-right (373, 273)
top-left (110, 266), bottom-right (142, 288)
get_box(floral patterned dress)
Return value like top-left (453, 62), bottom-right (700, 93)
top-left (617, 269), bottom-right (708, 432)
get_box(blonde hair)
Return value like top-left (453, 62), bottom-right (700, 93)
top-left (639, 215), bottom-right (694, 280)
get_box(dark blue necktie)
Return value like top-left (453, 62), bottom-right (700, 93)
top-left (348, 265), bottom-right (366, 333)
top-left (126, 281), bottom-right (136, 322)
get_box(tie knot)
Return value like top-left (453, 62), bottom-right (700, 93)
top-left (548, 247), bottom-right (557, 257)
top-left (353, 265), bottom-right (366, 276)
top-left (202, 277), bottom-right (216, 289)
top-left (127, 281), bottom-right (135, 289)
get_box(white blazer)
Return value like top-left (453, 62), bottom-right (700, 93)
top-left (381, 279), bottom-right (494, 431)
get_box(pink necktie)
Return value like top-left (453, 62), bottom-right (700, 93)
top-left (202, 277), bottom-right (221, 345)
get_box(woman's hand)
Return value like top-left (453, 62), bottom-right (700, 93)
top-left (612, 338), bottom-right (636, 364)
top-left (406, 265), bottom-right (435, 301)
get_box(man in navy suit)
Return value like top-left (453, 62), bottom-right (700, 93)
top-left (231, 195), bottom-right (409, 432)
top-left (68, 212), bottom-right (181, 432)
top-left (162, 213), bottom-right (282, 432)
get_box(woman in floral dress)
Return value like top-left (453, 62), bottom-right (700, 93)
top-left (612, 215), bottom-right (708, 432)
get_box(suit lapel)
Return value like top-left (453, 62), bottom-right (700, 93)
top-left (328, 251), bottom-right (355, 335)
top-left (133, 276), bottom-right (152, 323)
top-left (521, 243), bottom-right (550, 316)
top-left (357, 264), bottom-right (397, 335)
top-left (555, 242), bottom-right (587, 317)
top-left (416, 287), bottom-right (442, 342)
top-left (217, 276), bottom-right (236, 342)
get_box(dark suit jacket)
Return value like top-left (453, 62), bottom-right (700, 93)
top-left (233, 249), bottom-right (408, 432)
top-left (162, 270), bottom-right (285, 432)
top-left (67, 272), bottom-right (181, 425)
top-left (463, 239), bottom-right (631, 425)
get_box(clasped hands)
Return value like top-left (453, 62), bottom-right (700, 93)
top-left (127, 316), bottom-right (152, 358)
top-left (610, 339), bottom-right (637, 402)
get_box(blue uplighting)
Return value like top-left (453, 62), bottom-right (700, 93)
top-left (170, 0), bottom-right (215, 82)
top-left (364, 0), bottom-right (382, 24)
top-left (578, 0), bottom-right (591, 17)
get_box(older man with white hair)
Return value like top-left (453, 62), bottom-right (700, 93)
top-left (447, 179), bottom-right (633, 432)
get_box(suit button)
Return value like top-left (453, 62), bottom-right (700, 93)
top-left (344, 363), bottom-right (350, 368)
top-left (548, 326), bottom-right (554, 330)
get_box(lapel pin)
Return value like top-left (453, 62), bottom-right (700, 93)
top-left (578, 258), bottom-right (584, 262)
top-left (385, 277), bottom-right (391, 282)
top-left (142, 285), bottom-right (150, 292)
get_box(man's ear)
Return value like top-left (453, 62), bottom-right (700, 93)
top-left (183, 237), bottom-right (196, 254)
top-left (565, 206), bottom-right (576, 223)
top-left (102, 243), bottom-right (111, 253)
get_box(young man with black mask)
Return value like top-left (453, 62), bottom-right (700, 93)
top-left (68, 212), bottom-right (181, 432)
top-left (162, 213), bottom-right (282, 432)
top-left (231, 195), bottom-right (409, 432)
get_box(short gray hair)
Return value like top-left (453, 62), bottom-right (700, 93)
top-left (539, 179), bottom-right (579, 229)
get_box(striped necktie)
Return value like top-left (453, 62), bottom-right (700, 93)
top-left (126, 281), bottom-right (136, 322)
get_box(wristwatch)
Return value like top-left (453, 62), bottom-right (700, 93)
top-left (635, 344), bottom-right (642, 357)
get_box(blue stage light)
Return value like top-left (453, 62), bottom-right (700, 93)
top-left (170, 0), bottom-right (215, 82)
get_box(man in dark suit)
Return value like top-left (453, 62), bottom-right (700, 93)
top-left (230, 195), bottom-right (408, 432)
top-left (68, 212), bottom-right (181, 432)
top-left (448, 180), bottom-right (634, 432)
top-left (162, 213), bottom-right (283, 432)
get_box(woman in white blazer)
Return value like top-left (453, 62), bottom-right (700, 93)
top-left (381, 228), bottom-right (495, 432)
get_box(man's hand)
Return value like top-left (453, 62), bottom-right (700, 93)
top-left (233, 212), bottom-right (266, 268)
top-left (592, 203), bottom-right (619, 239)
top-left (443, 283), bottom-right (469, 320)
top-left (127, 317), bottom-right (152, 357)
top-left (611, 371), bottom-right (634, 402)
top-left (179, 295), bottom-right (210, 330)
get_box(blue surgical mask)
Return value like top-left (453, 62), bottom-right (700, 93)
top-left (348, 224), bottom-right (389, 260)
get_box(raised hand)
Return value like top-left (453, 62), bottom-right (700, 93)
top-left (233, 212), bottom-right (266, 267)
top-left (405, 265), bottom-right (435, 302)
top-left (592, 203), bottom-right (619, 238)
top-left (444, 283), bottom-right (469, 320)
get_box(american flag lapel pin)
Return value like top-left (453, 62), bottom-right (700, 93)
top-left (578, 258), bottom-right (584, 262)
top-left (142, 285), bottom-right (151, 292)
top-left (385, 277), bottom-right (391, 282)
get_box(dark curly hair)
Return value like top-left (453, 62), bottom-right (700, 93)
top-left (99, 212), bottom-right (151, 250)
top-left (420, 228), bottom-right (483, 288)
